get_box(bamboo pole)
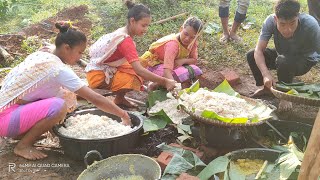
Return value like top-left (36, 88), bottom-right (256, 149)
top-left (151, 12), bottom-right (188, 25)
top-left (298, 108), bottom-right (320, 180)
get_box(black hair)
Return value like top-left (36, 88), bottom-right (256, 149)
top-left (124, 0), bottom-right (150, 21)
top-left (275, 0), bottom-right (300, 20)
top-left (54, 21), bottom-right (87, 48)
top-left (183, 17), bottom-right (203, 33)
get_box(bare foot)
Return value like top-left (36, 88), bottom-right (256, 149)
top-left (229, 34), bottom-right (243, 43)
top-left (114, 98), bottom-right (138, 108)
top-left (14, 146), bottom-right (47, 160)
top-left (250, 87), bottom-right (272, 98)
top-left (278, 100), bottom-right (293, 112)
top-left (219, 34), bottom-right (229, 44)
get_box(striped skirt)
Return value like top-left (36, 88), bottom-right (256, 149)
top-left (147, 64), bottom-right (203, 83)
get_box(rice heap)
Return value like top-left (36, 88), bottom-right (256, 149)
top-left (58, 114), bottom-right (133, 139)
top-left (149, 96), bottom-right (189, 124)
top-left (180, 88), bottom-right (257, 118)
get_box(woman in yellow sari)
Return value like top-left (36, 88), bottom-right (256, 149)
top-left (140, 17), bottom-right (203, 89)
top-left (86, 1), bottom-right (175, 108)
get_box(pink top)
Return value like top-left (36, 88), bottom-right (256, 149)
top-left (153, 40), bottom-right (198, 70)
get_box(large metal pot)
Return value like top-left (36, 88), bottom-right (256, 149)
top-left (226, 148), bottom-right (281, 161)
top-left (225, 148), bottom-right (299, 180)
top-left (77, 151), bottom-right (161, 180)
top-left (52, 108), bottom-right (144, 160)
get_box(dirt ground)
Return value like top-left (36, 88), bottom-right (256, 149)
top-left (0, 5), bottom-right (319, 180)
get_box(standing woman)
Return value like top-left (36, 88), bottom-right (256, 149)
top-left (86, 0), bottom-right (176, 108)
top-left (0, 22), bottom-right (131, 160)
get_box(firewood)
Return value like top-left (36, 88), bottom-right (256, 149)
top-left (152, 12), bottom-right (188, 24)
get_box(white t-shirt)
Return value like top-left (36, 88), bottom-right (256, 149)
top-left (22, 66), bottom-right (85, 102)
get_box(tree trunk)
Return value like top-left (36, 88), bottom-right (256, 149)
top-left (298, 108), bottom-right (320, 180)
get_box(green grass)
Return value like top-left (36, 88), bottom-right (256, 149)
top-left (1, 0), bottom-right (314, 81)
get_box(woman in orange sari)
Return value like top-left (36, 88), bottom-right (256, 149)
top-left (86, 0), bottom-right (175, 108)
top-left (140, 17), bottom-right (203, 89)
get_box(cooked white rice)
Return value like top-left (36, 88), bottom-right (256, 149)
top-left (58, 114), bottom-right (133, 139)
top-left (180, 88), bottom-right (257, 118)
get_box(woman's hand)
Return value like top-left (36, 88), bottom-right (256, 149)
top-left (120, 110), bottom-right (132, 126)
top-left (164, 78), bottom-right (176, 91)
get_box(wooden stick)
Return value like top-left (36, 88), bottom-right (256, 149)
top-left (298, 108), bottom-right (320, 180)
top-left (152, 12), bottom-right (188, 25)
top-left (125, 96), bottom-right (145, 106)
top-left (255, 160), bottom-right (268, 179)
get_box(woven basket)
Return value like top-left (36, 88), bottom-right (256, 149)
top-left (181, 96), bottom-right (272, 127)
top-left (270, 87), bottom-right (320, 106)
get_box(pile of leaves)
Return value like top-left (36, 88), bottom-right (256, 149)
top-left (275, 82), bottom-right (320, 99)
top-left (157, 143), bottom-right (206, 180)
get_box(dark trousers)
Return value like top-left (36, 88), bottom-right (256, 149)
top-left (246, 48), bottom-right (317, 86)
top-left (308, 0), bottom-right (320, 25)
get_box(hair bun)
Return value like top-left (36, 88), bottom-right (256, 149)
top-left (55, 21), bottom-right (72, 33)
top-left (124, 0), bottom-right (135, 9)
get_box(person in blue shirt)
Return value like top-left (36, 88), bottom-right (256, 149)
top-left (246, 0), bottom-right (320, 111)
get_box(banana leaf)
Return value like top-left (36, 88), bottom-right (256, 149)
top-left (197, 156), bottom-right (229, 180)
top-left (144, 89), bottom-right (173, 132)
top-left (228, 162), bottom-right (246, 180)
top-left (143, 117), bottom-right (167, 132)
top-left (180, 80), bottom-right (273, 124)
top-left (147, 89), bottom-right (169, 108)
top-left (213, 79), bottom-right (240, 97)
top-left (158, 143), bottom-right (206, 179)
top-left (270, 136), bottom-right (304, 180)
top-left (275, 82), bottom-right (320, 99)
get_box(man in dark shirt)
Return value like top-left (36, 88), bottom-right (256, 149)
top-left (246, 0), bottom-right (320, 111)
top-left (308, 0), bottom-right (320, 25)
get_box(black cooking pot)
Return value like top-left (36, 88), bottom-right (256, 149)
top-left (191, 120), bottom-right (312, 149)
top-left (191, 125), bottom-right (245, 148)
top-left (253, 120), bottom-right (312, 139)
top-left (52, 108), bottom-right (143, 160)
top-left (248, 120), bottom-right (312, 149)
